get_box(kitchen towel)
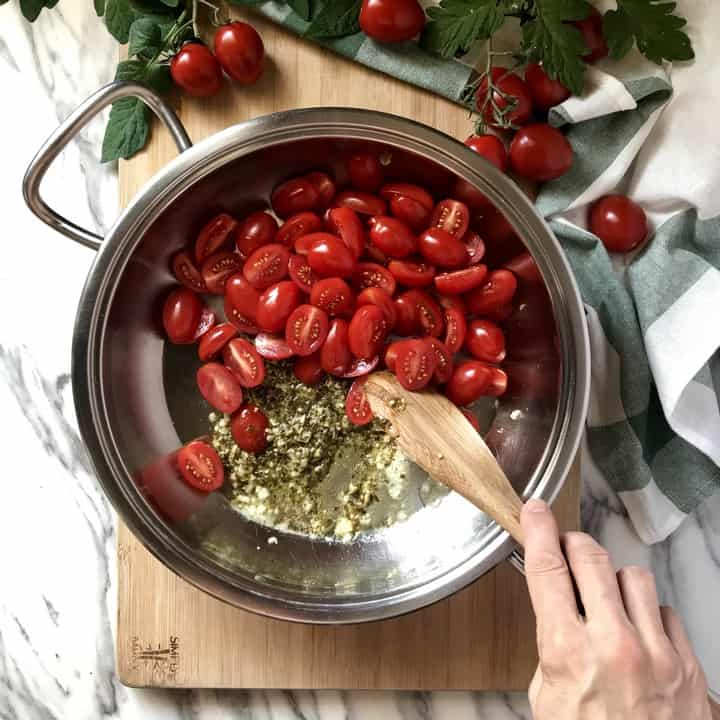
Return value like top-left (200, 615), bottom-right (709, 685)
top-left (243, 0), bottom-right (720, 543)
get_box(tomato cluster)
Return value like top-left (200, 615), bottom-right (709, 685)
top-left (170, 21), bottom-right (264, 98)
top-left (162, 153), bottom-right (544, 490)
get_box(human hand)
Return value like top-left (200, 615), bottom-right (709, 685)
top-left (521, 499), bottom-right (712, 720)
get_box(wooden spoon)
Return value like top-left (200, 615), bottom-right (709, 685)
top-left (364, 371), bottom-right (525, 545)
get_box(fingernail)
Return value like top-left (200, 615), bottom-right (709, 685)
top-left (525, 499), bottom-right (548, 513)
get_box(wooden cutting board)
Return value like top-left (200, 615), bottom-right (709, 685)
top-left (116, 7), bottom-right (580, 689)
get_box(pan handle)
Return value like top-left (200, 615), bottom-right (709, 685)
top-left (22, 81), bottom-right (192, 252)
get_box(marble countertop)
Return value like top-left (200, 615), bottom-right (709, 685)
top-left (1, 3), bottom-right (718, 718)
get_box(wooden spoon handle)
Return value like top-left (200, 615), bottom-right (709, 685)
top-left (364, 372), bottom-right (524, 545)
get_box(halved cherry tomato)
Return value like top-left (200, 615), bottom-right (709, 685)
top-left (524, 63), bottom-right (571, 110)
top-left (487, 367), bottom-right (508, 397)
top-left (348, 304), bottom-right (389, 359)
top-left (445, 360), bottom-right (494, 406)
top-left (310, 277), bottom-right (355, 317)
top-left (235, 211), bottom-right (278, 259)
top-left (400, 289), bottom-right (443, 337)
top-left (394, 338), bottom-right (437, 391)
top-left (476, 67), bottom-right (533, 126)
top-left (230, 404), bottom-right (269, 453)
top-left (393, 293), bottom-right (419, 336)
top-left (305, 171), bottom-right (336, 208)
top-left (242, 243), bottom-right (290, 289)
top-left (335, 190), bottom-right (387, 216)
top-left (503, 252), bottom-right (543, 285)
top-left (254, 332), bottom-right (294, 360)
top-left (345, 377), bottom-right (373, 426)
top-left (172, 250), bottom-right (207, 292)
top-left (163, 287), bottom-right (203, 344)
top-left (285, 304), bottom-right (329, 356)
top-left (463, 231), bottom-right (486, 265)
top-left (177, 440), bottom-right (224, 492)
top-left (426, 338), bottom-right (453, 383)
top-left (325, 207), bottom-right (366, 260)
top-left (294, 232), bottom-right (324, 255)
top-left (387, 259), bottom-right (435, 288)
top-left (383, 340), bottom-right (402, 372)
top-left (437, 293), bottom-right (467, 313)
top-left (388, 195), bottom-right (431, 231)
top-left (293, 352), bottom-right (325, 385)
top-left (223, 337), bottom-right (266, 388)
top-left (343, 355), bottom-right (379, 378)
top-left (352, 262), bottom-right (396, 295)
top-left (287, 253), bottom-right (317, 293)
top-left (465, 318), bottom-right (506, 363)
top-left (509, 124), bottom-right (573, 182)
top-left (256, 280), bottom-right (302, 333)
top-left (194, 307), bottom-right (216, 341)
top-left (434, 264), bottom-right (487, 295)
top-left (571, 7), bottom-right (608, 64)
top-left (276, 211), bottom-right (323, 247)
top-left (356, 287), bottom-right (396, 327)
top-left (368, 215), bottom-right (416, 258)
top-left (198, 322), bottom-right (237, 361)
top-left (462, 409), bottom-right (481, 432)
top-left (430, 199), bottom-right (470, 238)
top-left (321, 319), bottom-right (352, 375)
top-left (464, 134), bottom-right (508, 171)
top-left (195, 213), bottom-right (238, 264)
top-left (347, 153), bottom-right (383, 192)
top-left (419, 227), bottom-right (468, 269)
top-left (201, 250), bottom-right (243, 294)
top-left (482, 302), bottom-right (514, 324)
top-left (365, 244), bottom-right (389, 264)
top-left (196, 362), bottom-right (244, 414)
top-left (465, 269), bottom-right (518, 316)
top-left (271, 177), bottom-right (321, 218)
top-left (224, 273), bottom-right (260, 334)
top-left (443, 306), bottom-right (467, 353)
top-left (307, 235), bottom-right (356, 278)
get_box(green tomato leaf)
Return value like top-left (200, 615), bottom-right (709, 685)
top-left (521, 0), bottom-right (591, 95)
top-left (94, 0), bottom-right (106, 15)
top-left (304, 0), bottom-right (361, 38)
top-left (105, 0), bottom-right (135, 43)
top-left (101, 97), bottom-right (150, 162)
top-left (287, 0), bottom-right (312, 21)
top-left (602, 1), bottom-right (693, 64)
top-left (128, 17), bottom-right (162, 58)
top-left (19, 0), bottom-right (54, 21)
top-left (420, 0), bottom-right (507, 59)
top-left (145, 62), bottom-right (172, 93)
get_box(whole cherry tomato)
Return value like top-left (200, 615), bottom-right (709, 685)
top-left (589, 194), bottom-right (648, 253)
top-left (196, 362), bottom-right (244, 414)
top-left (162, 287), bottom-right (203, 344)
top-left (347, 153), bottom-right (383, 191)
top-left (368, 216), bottom-right (417, 258)
top-left (465, 319), bottom-right (506, 363)
top-left (430, 199), bottom-right (470, 238)
top-left (235, 211), bottom-right (278, 259)
top-left (394, 338), bottom-right (437, 390)
top-left (380, 182), bottom-right (433, 211)
top-left (321, 319), bottom-right (352, 375)
top-left (418, 227), bottom-right (468, 269)
top-left (310, 277), bottom-right (355, 317)
top-left (509, 124), bottom-right (573, 181)
top-left (195, 213), bottom-right (238, 264)
top-left (224, 273), bottom-right (260, 334)
top-left (464, 134), bottom-right (508, 172)
top-left (177, 440), bottom-right (224, 491)
top-left (465, 269), bottom-right (518, 316)
top-left (230, 405), bottom-right (269, 453)
top-left (170, 42), bottom-right (223, 97)
top-left (256, 280), bottom-right (302, 333)
top-left (345, 377), bottom-right (373, 426)
top-left (524, 63), bottom-right (571, 110)
top-left (325, 207), bottom-right (366, 259)
top-left (271, 177), bottom-right (321, 218)
top-left (276, 212), bottom-right (323, 247)
top-left (285, 304), bottom-right (330, 356)
top-left (307, 235), bottom-right (356, 278)
top-left (201, 250), bottom-right (243, 294)
top-left (198, 322), bottom-right (237, 361)
top-left (348, 304), bottom-right (389, 359)
top-left (242, 243), bottom-right (290, 289)
top-left (359, 0), bottom-right (425, 43)
top-left (334, 190), bottom-right (387, 216)
top-left (571, 7), bottom-right (608, 64)
top-left (387, 259), bottom-right (435, 288)
top-left (445, 360), bottom-right (494, 406)
top-left (293, 353), bottom-right (325, 385)
top-left (172, 250), bottom-right (207, 293)
top-left (476, 67), bottom-right (533, 126)
top-left (223, 337), bottom-right (266, 388)
top-left (213, 22), bottom-right (264, 84)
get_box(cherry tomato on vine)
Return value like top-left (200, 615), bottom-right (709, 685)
top-left (359, 0), bottom-right (425, 43)
top-left (347, 153), bottom-right (384, 191)
top-left (476, 67), bottom-right (533, 126)
top-left (571, 7), bottom-right (608, 64)
top-left (589, 194), bottom-right (648, 253)
top-left (524, 63), bottom-right (571, 110)
top-left (464, 134), bottom-right (508, 172)
top-left (170, 42), bottom-right (223, 98)
top-left (177, 440), bottom-right (224, 492)
top-left (509, 124), bottom-right (573, 181)
top-left (214, 22), bottom-right (265, 85)
top-left (162, 287), bottom-right (204, 344)
top-left (230, 405), bottom-right (269, 453)
top-left (196, 362), bottom-right (244, 414)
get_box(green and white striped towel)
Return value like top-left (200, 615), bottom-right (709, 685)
top-left (247, 0), bottom-right (720, 543)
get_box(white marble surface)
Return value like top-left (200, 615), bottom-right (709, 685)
top-left (0, 4), bottom-right (717, 718)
